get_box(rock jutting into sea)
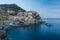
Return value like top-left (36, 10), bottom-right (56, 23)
top-left (0, 4), bottom-right (43, 29)
top-left (0, 4), bottom-right (52, 40)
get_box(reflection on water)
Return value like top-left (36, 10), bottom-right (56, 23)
top-left (7, 19), bottom-right (60, 40)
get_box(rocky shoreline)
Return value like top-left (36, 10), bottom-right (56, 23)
top-left (0, 4), bottom-right (52, 40)
top-left (0, 4), bottom-right (43, 29)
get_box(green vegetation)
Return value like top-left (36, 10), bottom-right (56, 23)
top-left (0, 15), bottom-right (8, 21)
top-left (0, 4), bottom-right (26, 12)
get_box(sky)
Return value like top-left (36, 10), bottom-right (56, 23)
top-left (0, 0), bottom-right (60, 18)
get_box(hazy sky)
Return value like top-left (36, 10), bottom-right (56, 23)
top-left (0, 0), bottom-right (60, 18)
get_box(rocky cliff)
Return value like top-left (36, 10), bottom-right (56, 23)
top-left (0, 4), bottom-right (42, 29)
top-left (0, 4), bottom-right (52, 40)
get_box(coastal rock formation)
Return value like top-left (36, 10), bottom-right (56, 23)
top-left (0, 4), bottom-right (42, 40)
top-left (0, 4), bottom-right (52, 40)
top-left (0, 4), bottom-right (52, 29)
top-left (0, 4), bottom-right (52, 28)
top-left (0, 30), bottom-right (6, 40)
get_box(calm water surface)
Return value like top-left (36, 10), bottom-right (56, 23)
top-left (7, 18), bottom-right (60, 40)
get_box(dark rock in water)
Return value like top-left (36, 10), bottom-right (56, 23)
top-left (0, 30), bottom-right (7, 39)
top-left (45, 23), bottom-right (52, 26)
top-left (42, 21), bottom-right (52, 27)
top-left (0, 29), bottom-right (11, 40)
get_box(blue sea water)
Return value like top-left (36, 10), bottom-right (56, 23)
top-left (7, 18), bottom-right (60, 40)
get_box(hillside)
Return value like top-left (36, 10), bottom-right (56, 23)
top-left (0, 4), bottom-right (26, 12)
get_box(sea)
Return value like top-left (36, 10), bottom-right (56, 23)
top-left (7, 18), bottom-right (60, 40)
